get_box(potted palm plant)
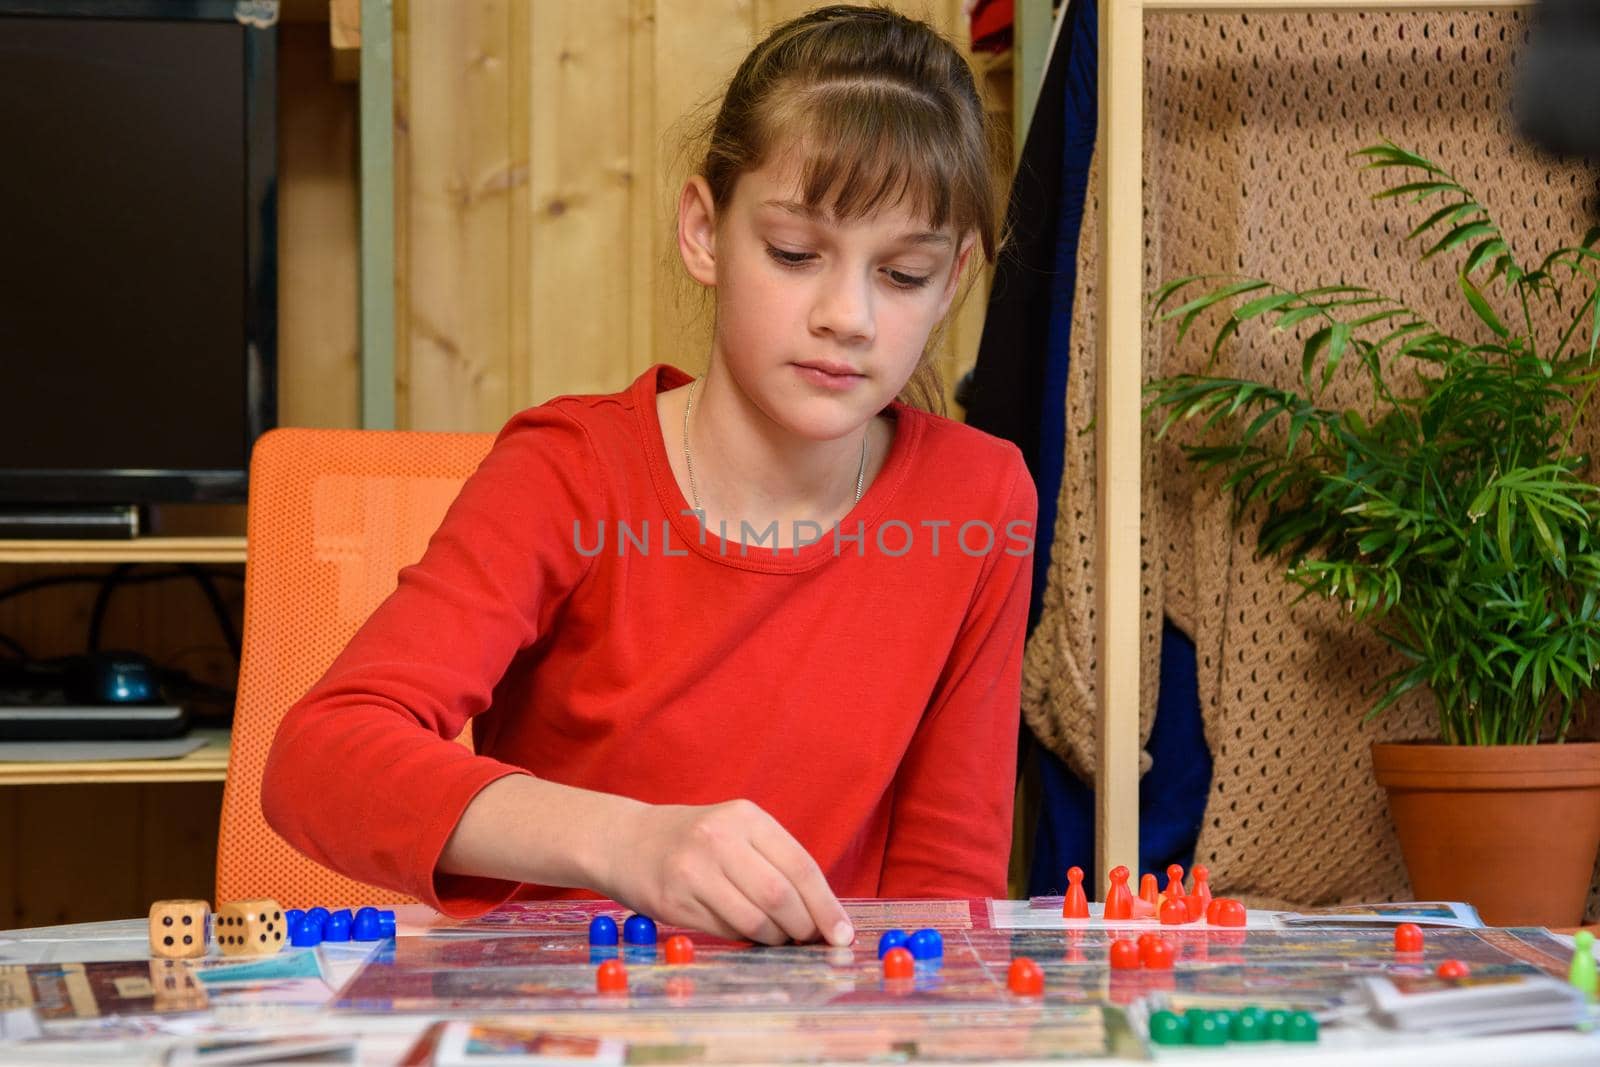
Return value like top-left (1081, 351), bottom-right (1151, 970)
top-left (1145, 142), bottom-right (1600, 927)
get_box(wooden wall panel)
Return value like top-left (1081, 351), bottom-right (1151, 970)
top-left (525, 1), bottom-right (640, 401)
top-left (278, 23), bottom-right (362, 431)
top-left (647, 0), bottom-right (753, 383)
top-left (398, 0), bottom-right (517, 432)
top-left (396, 0), bottom-right (988, 429)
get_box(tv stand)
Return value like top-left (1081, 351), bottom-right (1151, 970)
top-left (0, 504), bottom-right (141, 540)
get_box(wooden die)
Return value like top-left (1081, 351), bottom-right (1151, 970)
top-left (148, 899), bottom-right (210, 959)
top-left (216, 898), bottom-right (286, 956)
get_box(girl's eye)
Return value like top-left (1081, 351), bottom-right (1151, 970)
top-left (765, 245), bottom-right (813, 267)
top-left (886, 270), bottom-right (931, 290)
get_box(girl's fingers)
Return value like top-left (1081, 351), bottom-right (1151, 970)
top-left (723, 843), bottom-right (821, 944)
top-left (752, 820), bottom-right (854, 947)
top-left (692, 877), bottom-right (788, 946)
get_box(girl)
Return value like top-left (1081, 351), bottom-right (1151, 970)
top-left (262, 4), bottom-right (1036, 949)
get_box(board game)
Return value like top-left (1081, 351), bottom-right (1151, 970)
top-left (321, 899), bottom-right (1586, 1063)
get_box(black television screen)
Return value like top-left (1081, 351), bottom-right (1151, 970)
top-left (0, 1), bottom-right (275, 507)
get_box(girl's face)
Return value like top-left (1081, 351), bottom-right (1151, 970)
top-left (678, 154), bottom-right (973, 441)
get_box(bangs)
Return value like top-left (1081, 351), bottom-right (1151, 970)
top-left (759, 81), bottom-right (973, 234)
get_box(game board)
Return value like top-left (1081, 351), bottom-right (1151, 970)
top-left (327, 899), bottom-right (1579, 1063)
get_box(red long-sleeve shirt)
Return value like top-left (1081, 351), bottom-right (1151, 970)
top-left (262, 364), bottom-right (1036, 916)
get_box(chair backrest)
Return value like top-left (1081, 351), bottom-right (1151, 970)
top-left (216, 427), bottom-right (495, 908)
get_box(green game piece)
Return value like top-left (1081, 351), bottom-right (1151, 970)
top-left (1208, 1009), bottom-right (1235, 1030)
top-left (1189, 1014), bottom-right (1228, 1046)
top-left (1570, 931), bottom-right (1598, 1003)
top-left (1183, 1008), bottom-right (1211, 1031)
top-left (1265, 1009), bottom-right (1291, 1040)
top-left (1284, 1011), bottom-right (1320, 1043)
top-left (1231, 1007), bottom-right (1269, 1042)
top-left (1147, 1010), bottom-right (1188, 1046)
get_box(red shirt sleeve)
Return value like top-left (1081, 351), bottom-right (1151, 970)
top-left (260, 406), bottom-right (600, 916)
top-left (877, 451), bottom-right (1037, 898)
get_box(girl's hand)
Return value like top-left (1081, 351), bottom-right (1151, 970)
top-left (600, 799), bottom-right (855, 947)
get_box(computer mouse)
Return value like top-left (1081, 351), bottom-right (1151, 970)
top-left (67, 651), bottom-right (160, 705)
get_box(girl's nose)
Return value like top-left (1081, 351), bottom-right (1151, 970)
top-left (807, 270), bottom-right (875, 345)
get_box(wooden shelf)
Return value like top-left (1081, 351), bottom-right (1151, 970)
top-left (1143, 0), bottom-right (1529, 10)
top-left (0, 728), bottom-right (230, 786)
top-left (0, 537), bottom-right (247, 565)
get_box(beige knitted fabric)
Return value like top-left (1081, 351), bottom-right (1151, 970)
top-left (1024, 8), bottom-right (1600, 919)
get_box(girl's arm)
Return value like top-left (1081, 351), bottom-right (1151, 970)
top-left (440, 777), bottom-right (855, 946)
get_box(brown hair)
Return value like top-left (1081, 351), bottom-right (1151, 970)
top-left (694, 4), bottom-right (1000, 414)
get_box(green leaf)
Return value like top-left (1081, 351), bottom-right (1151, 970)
top-left (1232, 292), bottom-right (1300, 321)
top-left (1321, 322), bottom-right (1353, 390)
top-left (1459, 273), bottom-right (1509, 337)
top-left (1423, 222), bottom-right (1499, 261)
top-left (1276, 306), bottom-right (1331, 330)
top-left (1301, 327), bottom-right (1332, 390)
top-left (1464, 238), bottom-right (1508, 277)
top-left (1376, 181), bottom-right (1460, 203)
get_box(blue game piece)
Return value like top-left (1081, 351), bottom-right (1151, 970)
top-left (351, 906), bottom-right (382, 941)
top-left (623, 914), bottom-right (657, 945)
top-left (304, 906), bottom-right (331, 928)
top-left (377, 911), bottom-right (396, 939)
top-left (290, 918), bottom-right (323, 948)
top-left (589, 945), bottom-right (620, 965)
top-left (589, 915), bottom-right (620, 946)
top-left (906, 929), bottom-right (943, 960)
top-left (624, 943), bottom-right (658, 965)
top-left (323, 909), bottom-right (353, 942)
top-left (877, 929), bottom-right (909, 959)
top-left (285, 908), bottom-right (306, 929)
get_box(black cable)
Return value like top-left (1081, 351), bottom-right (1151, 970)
top-left (180, 563), bottom-right (242, 662)
top-left (86, 562), bottom-right (136, 654)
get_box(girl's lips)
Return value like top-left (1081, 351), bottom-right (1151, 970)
top-left (794, 363), bottom-right (865, 390)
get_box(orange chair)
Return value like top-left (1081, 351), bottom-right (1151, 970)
top-left (216, 427), bottom-right (494, 908)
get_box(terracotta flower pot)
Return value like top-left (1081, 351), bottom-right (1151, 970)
top-left (1371, 741), bottom-right (1600, 927)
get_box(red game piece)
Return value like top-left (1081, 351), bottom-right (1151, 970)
top-left (882, 946), bottom-right (915, 980)
top-left (1136, 932), bottom-right (1163, 965)
top-left (1394, 923), bottom-right (1424, 954)
top-left (1007, 957), bottom-right (1045, 996)
top-left (1103, 865), bottom-right (1136, 921)
top-left (1164, 863), bottom-right (1185, 900)
top-left (1181, 894), bottom-right (1204, 922)
top-left (1436, 959), bottom-right (1470, 979)
top-left (1209, 899), bottom-right (1247, 928)
top-left (1192, 865), bottom-right (1213, 908)
top-left (1062, 866), bottom-right (1090, 919)
top-left (1142, 938), bottom-right (1175, 970)
top-left (596, 958), bottom-right (627, 993)
top-left (664, 934), bottom-right (695, 965)
top-left (1139, 873), bottom-right (1161, 909)
top-left (1159, 898), bottom-right (1188, 926)
top-left (1109, 939), bottom-right (1141, 970)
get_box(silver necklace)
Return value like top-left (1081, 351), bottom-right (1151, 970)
top-left (682, 377), bottom-right (868, 514)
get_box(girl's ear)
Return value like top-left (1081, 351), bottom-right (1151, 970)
top-left (935, 233), bottom-right (978, 319)
top-left (677, 176), bottom-right (719, 287)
